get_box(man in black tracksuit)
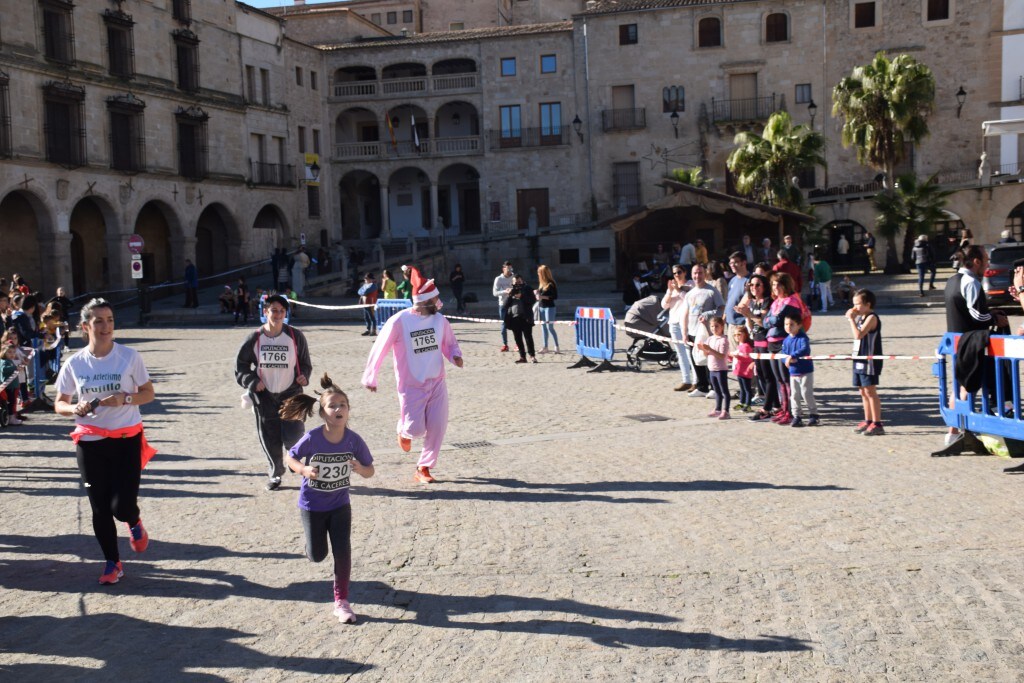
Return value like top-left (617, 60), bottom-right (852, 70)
top-left (943, 245), bottom-right (1007, 450)
top-left (235, 295), bottom-right (312, 490)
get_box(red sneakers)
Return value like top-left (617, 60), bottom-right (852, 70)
top-left (127, 521), bottom-right (149, 553)
top-left (414, 466), bottom-right (436, 483)
top-left (397, 435), bottom-right (412, 452)
top-left (99, 561), bottom-right (124, 585)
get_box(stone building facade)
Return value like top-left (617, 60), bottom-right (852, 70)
top-left (0, 0), bottom-right (324, 297)
top-left (2, 0), bottom-right (1022, 296)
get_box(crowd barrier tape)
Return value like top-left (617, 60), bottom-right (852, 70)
top-left (375, 299), bottom-right (412, 328)
top-left (284, 295), bottom-right (934, 362)
top-left (575, 307), bottom-right (616, 362)
top-left (933, 333), bottom-right (1024, 439)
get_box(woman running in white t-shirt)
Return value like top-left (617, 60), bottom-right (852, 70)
top-left (54, 298), bottom-right (157, 585)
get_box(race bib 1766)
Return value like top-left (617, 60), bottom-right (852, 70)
top-left (307, 452), bottom-right (353, 491)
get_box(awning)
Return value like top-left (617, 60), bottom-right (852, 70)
top-left (607, 180), bottom-right (814, 233)
top-left (982, 119), bottom-right (1024, 137)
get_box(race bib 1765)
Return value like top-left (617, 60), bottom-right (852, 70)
top-left (410, 328), bottom-right (438, 354)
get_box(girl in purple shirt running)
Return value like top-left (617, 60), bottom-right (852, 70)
top-left (281, 374), bottom-right (375, 624)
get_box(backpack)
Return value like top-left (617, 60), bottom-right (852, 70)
top-left (795, 294), bottom-right (813, 332)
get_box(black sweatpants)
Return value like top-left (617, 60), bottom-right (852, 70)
top-left (511, 325), bottom-right (535, 359)
top-left (251, 391), bottom-right (305, 478)
top-left (76, 434), bottom-right (142, 563)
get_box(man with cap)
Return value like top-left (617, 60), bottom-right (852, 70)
top-left (911, 234), bottom-right (937, 297)
top-left (362, 267), bottom-right (465, 484)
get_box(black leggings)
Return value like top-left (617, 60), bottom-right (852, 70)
top-left (301, 505), bottom-right (352, 601)
top-left (76, 434), bottom-right (142, 563)
top-left (709, 370), bottom-right (730, 412)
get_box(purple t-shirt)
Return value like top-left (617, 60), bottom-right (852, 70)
top-left (288, 426), bottom-right (373, 512)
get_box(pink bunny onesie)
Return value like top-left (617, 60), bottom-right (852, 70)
top-left (362, 308), bottom-right (462, 468)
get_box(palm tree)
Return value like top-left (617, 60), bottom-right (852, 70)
top-left (726, 111), bottom-right (825, 212)
top-left (873, 173), bottom-right (952, 272)
top-left (832, 52), bottom-right (935, 189)
top-left (669, 167), bottom-right (710, 188)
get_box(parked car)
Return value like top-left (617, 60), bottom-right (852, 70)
top-left (983, 243), bottom-right (1024, 306)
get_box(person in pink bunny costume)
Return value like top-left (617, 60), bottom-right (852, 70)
top-left (362, 266), bottom-right (464, 483)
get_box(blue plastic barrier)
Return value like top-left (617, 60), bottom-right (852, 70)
top-left (933, 332), bottom-right (1024, 438)
top-left (376, 299), bottom-right (412, 328)
top-left (574, 307), bottom-right (616, 361)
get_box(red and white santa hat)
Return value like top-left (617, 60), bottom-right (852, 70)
top-left (407, 266), bottom-right (439, 303)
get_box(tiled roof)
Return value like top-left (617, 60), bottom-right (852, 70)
top-left (316, 21), bottom-right (573, 50)
top-left (576, 0), bottom-right (747, 16)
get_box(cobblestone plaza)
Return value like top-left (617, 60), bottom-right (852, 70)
top-left (2, 306), bottom-right (1024, 681)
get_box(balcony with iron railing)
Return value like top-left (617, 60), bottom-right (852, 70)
top-left (331, 72), bottom-right (479, 100)
top-left (601, 108), bottom-right (646, 132)
top-left (250, 161), bottom-right (295, 187)
top-left (486, 127), bottom-right (570, 150)
top-left (806, 163), bottom-right (1023, 204)
top-left (333, 136), bottom-right (482, 161)
top-left (710, 94), bottom-right (781, 124)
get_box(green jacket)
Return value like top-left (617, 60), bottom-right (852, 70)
top-left (396, 280), bottom-right (412, 300)
top-left (1, 358), bottom-right (19, 388)
top-left (813, 261), bottom-right (832, 284)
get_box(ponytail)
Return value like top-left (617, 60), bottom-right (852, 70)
top-left (278, 372), bottom-right (349, 422)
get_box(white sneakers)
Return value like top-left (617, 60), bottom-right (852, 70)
top-left (334, 599), bottom-right (357, 624)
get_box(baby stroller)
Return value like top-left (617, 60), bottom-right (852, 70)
top-left (0, 379), bottom-right (11, 429)
top-left (624, 295), bottom-right (678, 371)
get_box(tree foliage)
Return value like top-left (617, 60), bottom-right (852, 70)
top-left (873, 173), bottom-right (952, 272)
top-left (726, 111), bottom-right (825, 212)
top-left (669, 167), bottom-right (709, 188)
top-left (831, 52), bottom-right (935, 183)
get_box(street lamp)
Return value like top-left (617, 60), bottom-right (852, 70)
top-left (807, 99), bottom-right (818, 128)
top-left (572, 114), bottom-right (583, 143)
top-left (669, 110), bottom-right (679, 139)
top-left (309, 161), bottom-right (320, 181)
top-left (955, 86), bottom-right (967, 119)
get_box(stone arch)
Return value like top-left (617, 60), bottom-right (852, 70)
top-left (430, 58), bottom-right (477, 75)
top-left (0, 189), bottom-right (56, 295)
top-left (817, 219), bottom-right (867, 270)
top-left (335, 106), bottom-right (379, 157)
top-left (133, 200), bottom-right (181, 285)
top-left (933, 209), bottom-right (966, 261)
top-left (339, 170), bottom-right (382, 240)
top-left (435, 100), bottom-right (479, 142)
top-left (438, 163), bottom-right (482, 235)
top-left (69, 195), bottom-right (120, 294)
top-left (387, 166), bottom-right (431, 238)
top-left (251, 203), bottom-right (290, 256)
top-left (195, 203), bottom-right (241, 277)
top-left (1006, 201), bottom-right (1024, 241)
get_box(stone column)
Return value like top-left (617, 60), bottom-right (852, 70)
top-left (380, 185), bottom-right (391, 239)
top-left (430, 183), bottom-right (439, 231)
top-left (41, 230), bottom-right (74, 298)
top-left (105, 232), bottom-right (127, 290)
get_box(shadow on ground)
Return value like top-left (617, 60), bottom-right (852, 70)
top-left (0, 613), bottom-right (366, 680)
top-left (354, 580), bottom-right (813, 652)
